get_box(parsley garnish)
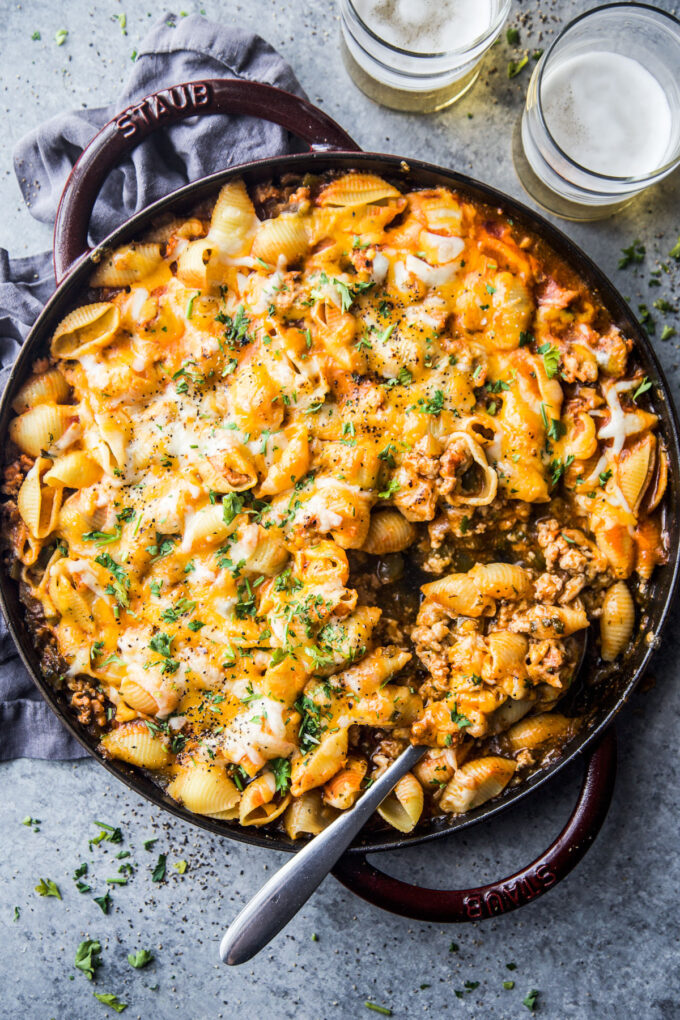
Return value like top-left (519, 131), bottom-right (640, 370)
top-left (536, 342), bottom-right (560, 378)
top-left (633, 376), bottom-right (653, 401)
top-left (127, 949), bottom-right (154, 969)
top-left (523, 989), bottom-right (539, 1011)
top-left (222, 492), bottom-right (245, 526)
top-left (450, 704), bottom-right (472, 728)
top-left (94, 892), bottom-right (112, 914)
top-left (270, 757), bottom-right (292, 794)
top-left (35, 878), bottom-right (61, 899)
top-left (75, 939), bottom-right (102, 981)
top-left (365, 1004), bottom-right (392, 1016)
top-left (151, 853), bottom-right (167, 883)
top-left (508, 54), bottom-right (529, 77)
top-left (378, 477), bottom-right (400, 500)
top-left (93, 992), bottom-right (127, 1013)
top-left (518, 330), bottom-right (534, 347)
top-left (618, 239), bottom-right (645, 268)
top-left (216, 304), bottom-right (254, 348)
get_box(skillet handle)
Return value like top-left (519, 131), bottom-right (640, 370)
top-left (53, 79), bottom-right (359, 283)
top-left (331, 728), bottom-right (617, 922)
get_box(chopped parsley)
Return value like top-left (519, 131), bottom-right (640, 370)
top-left (364, 1003), bottom-right (392, 1016)
top-left (419, 390), bottom-right (445, 415)
top-left (75, 939), bottom-right (102, 981)
top-left (35, 877), bottom-right (61, 899)
top-left (523, 989), bottom-right (539, 1012)
top-left (295, 695), bottom-right (326, 752)
top-left (94, 892), bottom-right (112, 914)
top-left (618, 239), bottom-right (645, 268)
top-left (518, 330), bottom-right (534, 347)
top-left (536, 342), bottom-right (560, 378)
top-left (222, 492), bottom-right (245, 526)
top-left (151, 853), bottom-right (167, 883)
top-left (95, 553), bottom-right (130, 609)
top-left (508, 54), bottom-right (528, 78)
top-left (450, 704), bottom-right (472, 729)
top-left (633, 376), bottom-right (653, 401)
top-left (378, 477), bottom-right (401, 500)
top-left (92, 992), bottom-right (127, 1013)
top-left (270, 756), bottom-right (292, 794)
top-left (216, 304), bottom-right (254, 348)
top-left (127, 949), bottom-right (154, 969)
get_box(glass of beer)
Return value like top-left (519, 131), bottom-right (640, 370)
top-left (513, 3), bottom-right (680, 221)
top-left (339, 0), bottom-right (511, 113)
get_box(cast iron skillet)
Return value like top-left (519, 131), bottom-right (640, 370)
top-left (1, 80), bottom-right (678, 924)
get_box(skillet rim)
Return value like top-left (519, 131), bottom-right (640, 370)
top-left (2, 149), bottom-right (678, 855)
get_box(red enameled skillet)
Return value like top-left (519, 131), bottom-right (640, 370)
top-left (2, 79), bottom-right (678, 923)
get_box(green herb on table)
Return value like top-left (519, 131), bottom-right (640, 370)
top-left (90, 820), bottom-right (123, 848)
top-left (75, 939), bottom-right (102, 981)
top-left (508, 54), bottom-right (529, 78)
top-left (55, 29), bottom-right (68, 46)
top-left (173, 860), bottom-right (188, 875)
top-left (449, 941), bottom-right (459, 952)
top-left (506, 962), bottom-right (517, 970)
top-left (127, 948), bottom-right (154, 969)
top-left (143, 837), bottom-right (158, 851)
top-left (523, 989), bottom-right (539, 1011)
top-left (21, 815), bottom-right (40, 829)
top-left (94, 891), bottom-right (112, 915)
top-left (151, 853), bottom-right (167, 882)
top-left (506, 26), bottom-right (520, 44)
top-left (503, 980), bottom-right (515, 990)
top-left (13, 906), bottom-right (20, 921)
top-left (365, 1003), bottom-right (392, 1016)
top-left (31, 30), bottom-right (41, 40)
top-left (661, 325), bottom-right (676, 341)
top-left (618, 239), bottom-right (645, 268)
top-left (669, 236), bottom-right (680, 260)
top-left (35, 878), bottom-right (61, 899)
top-left (93, 991), bottom-right (127, 1013)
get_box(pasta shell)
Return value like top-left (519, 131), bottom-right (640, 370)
top-left (251, 215), bottom-right (309, 266)
top-left (90, 243), bottom-right (163, 287)
top-left (9, 402), bottom-right (74, 458)
top-left (11, 368), bottom-right (70, 414)
top-left (377, 772), bottom-right (424, 833)
top-left (43, 451), bottom-right (102, 489)
top-left (101, 720), bottom-right (172, 768)
top-left (600, 581), bottom-right (635, 661)
top-left (564, 411), bottom-right (598, 461)
top-left (293, 540), bottom-right (349, 586)
top-left (634, 517), bottom-right (664, 581)
top-left (239, 772), bottom-right (291, 827)
top-left (284, 790), bottom-right (336, 840)
top-left (440, 756), bottom-right (516, 814)
top-left (51, 302), bottom-right (120, 358)
top-left (642, 444), bottom-right (668, 513)
top-left (617, 434), bottom-right (656, 514)
top-left (176, 238), bottom-right (220, 288)
top-left (421, 573), bottom-right (495, 618)
top-left (413, 748), bottom-right (457, 789)
top-left (361, 510), bottom-right (417, 555)
top-left (290, 727), bottom-right (348, 797)
top-left (17, 457), bottom-right (62, 538)
top-left (196, 443), bottom-right (258, 492)
top-left (47, 560), bottom-right (95, 632)
top-left (470, 562), bottom-right (532, 600)
top-left (505, 713), bottom-right (575, 751)
top-left (167, 760), bottom-right (240, 816)
top-left (120, 678), bottom-right (159, 716)
top-left (484, 631), bottom-right (529, 682)
top-left (322, 756), bottom-right (367, 810)
top-left (318, 173), bottom-right (402, 207)
top-left (443, 432), bottom-right (498, 507)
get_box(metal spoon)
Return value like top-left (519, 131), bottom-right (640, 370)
top-left (220, 742), bottom-right (425, 965)
top-left (220, 630), bottom-right (589, 966)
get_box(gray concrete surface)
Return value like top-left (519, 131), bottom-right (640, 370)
top-left (1, 2), bottom-right (680, 1018)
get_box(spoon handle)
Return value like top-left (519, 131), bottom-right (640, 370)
top-left (220, 743), bottom-right (425, 965)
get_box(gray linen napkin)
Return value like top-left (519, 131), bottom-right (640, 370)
top-left (0, 13), bottom-right (306, 760)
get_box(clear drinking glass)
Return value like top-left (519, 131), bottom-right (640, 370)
top-left (339, 0), bottom-right (511, 113)
top-left (513, 3), bottom-right (680, 221)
